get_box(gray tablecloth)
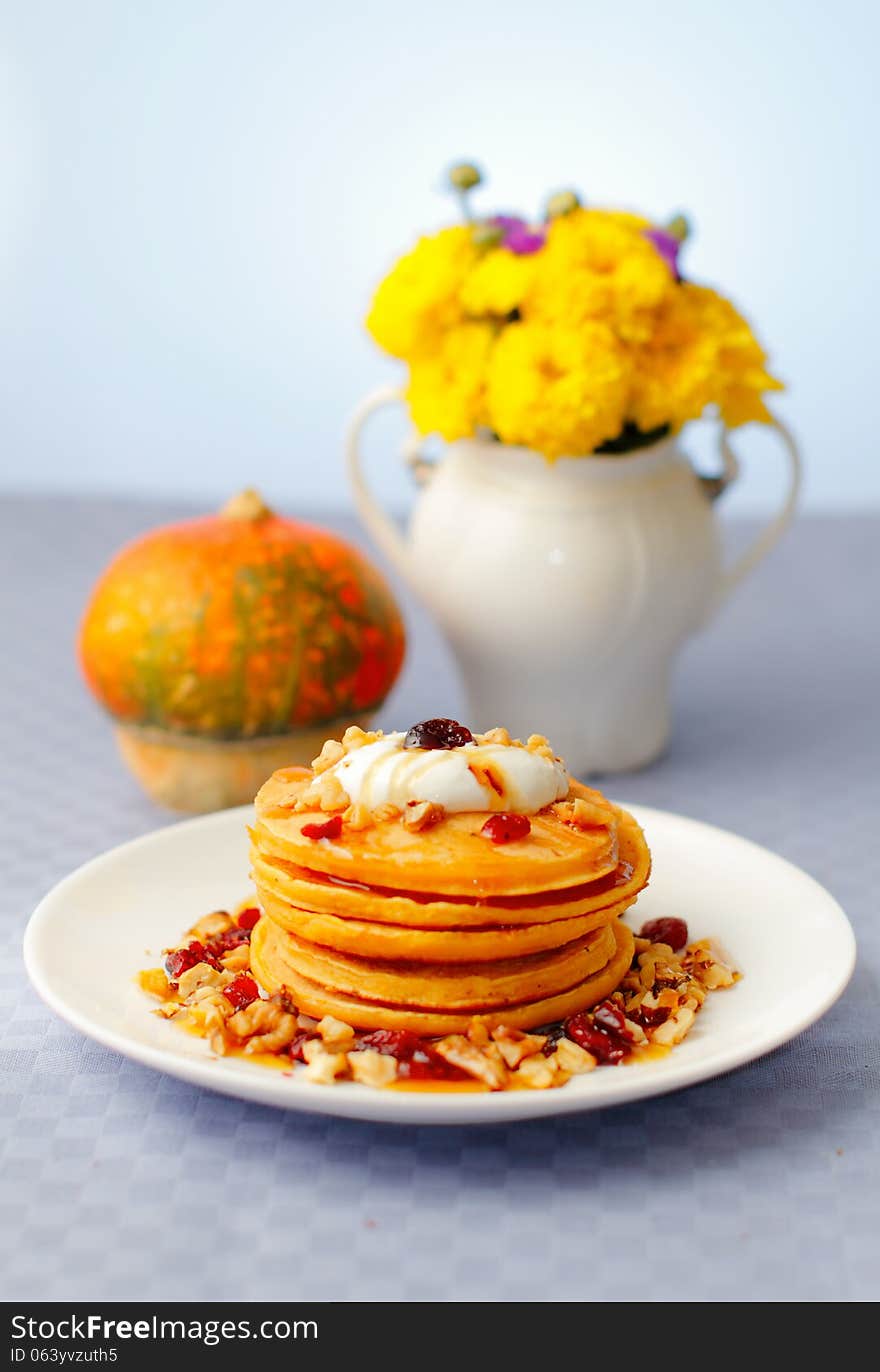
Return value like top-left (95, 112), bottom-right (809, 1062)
top-left (1, 496), bottom-right (877, 1303)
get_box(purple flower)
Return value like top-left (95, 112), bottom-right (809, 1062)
top-left (643, 227), bottom-right (681, 279)
top-left (490, 214), bottom-right (546, 256)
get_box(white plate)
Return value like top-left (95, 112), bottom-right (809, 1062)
top-left (24, 804), bottom-right (855, 1125)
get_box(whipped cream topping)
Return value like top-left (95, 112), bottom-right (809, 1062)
top-left (329, 732), bottom-right (569, 815)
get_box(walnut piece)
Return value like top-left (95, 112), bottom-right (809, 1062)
top-left (402, 800), bottom-right (444, 831)
top-left (491, 1026), bottom-right (548, 1068)
top-left (176, 963), bottom-right (225, 999)
top-left (302, 1040), bottom-right (350, 1083)
top-left (227, 998), bottom-right (299, 1054)
top-left (220, 944), bottom-right (251, 972)
top-left (554, 1038), bottom-right (598, 1075)
top-left (299, 771), bottom-right (350, 813)
top-left (514, 1054), bottom-right (557, 1089)
top-left (372, 803), bottom-right (401, 823)
top-left (316, 1015), bottom-right (355, 1047)
top-left (433, 1035), bottom-right (508, 1089)
top-left (478, 726), bottom-right (512, 746)
top-left (343, 802), bottom-right (373, 830)
top-left (188, 910), bottom-right (236, 941)
top-left (348, 1049), bottom-right (398, 1087)
top-left (311, 738), bottom-right (345, 774)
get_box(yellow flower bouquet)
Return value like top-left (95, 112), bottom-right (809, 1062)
top-left (366, 164), bottom-right (782, 459)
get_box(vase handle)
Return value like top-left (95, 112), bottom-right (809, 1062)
top-left (345, 385), bottom-right (420, 582)
top-left (713, 416), bottom-right (802, 605)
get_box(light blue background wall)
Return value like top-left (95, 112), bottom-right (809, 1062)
top-left (0, 0), bottom-right (876, 516)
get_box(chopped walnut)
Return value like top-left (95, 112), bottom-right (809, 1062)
top-left (220, 944), bottom-right (251, 972)
top-left (433, 1035), bottom-right (508, 1089)
top-left (176, 962), bottom-right (225, 998)
top-left (298, 771), bottom-right (350, 813)
top-left (526, 733), bottom-right (555, 759)
top-left (348, 1049), bottom-right (398, 1087)
top-left (188, 910), bottom-right (236, 941)
top-left (553, 796), bottom-right (612, 830)
top-left (341, 725), bottom-right (380, 751)
top-left (553, 1038), bottom-right (598, 1075)
top-left (651, 1005), bottom-right (696, 1046)
top-left (316, 1015), bottom-right (355, 1047)
top-left (478, 727), bottom-right (512, 746)
top-left (491, 1026), bottom-right (548, 1068)
top-left (302, 1040), bottom-right (349, 1083)
top-left (402, 800), bottom-right (445, 831)
top-left (343, 802), bottom-right (373, 831)
top-left (372, 803), bottom-right (401, 823)
top-left (227, 998), bottom-right (299, 1054)
top-left (514, 1054), bottom-right (558, 1089)
top-left (311, 738), bottom-right (345, 774)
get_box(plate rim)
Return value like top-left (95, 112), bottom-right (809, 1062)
top-left (22, 802), bottom-right (857, 1126)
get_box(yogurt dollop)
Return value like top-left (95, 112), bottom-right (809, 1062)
top-left (329, 732), bottom-right (569, 814)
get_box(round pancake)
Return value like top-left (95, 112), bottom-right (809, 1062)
top-left (250, 918), bottom-right (635, 1034)
top-left (254, 771), bottom-right (619, 896)
top-left (253, 919), bottom-right (616, 1009)
top-left (251, 808), bottom-right (650, 928)
top-left (256, 885), bottom-right (636, 962)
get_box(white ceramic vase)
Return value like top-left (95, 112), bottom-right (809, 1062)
top-left (346, 386), bottom-right (801, 774)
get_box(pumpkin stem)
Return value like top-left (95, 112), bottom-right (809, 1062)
top-left (220, 488), bottom-right (274, 522)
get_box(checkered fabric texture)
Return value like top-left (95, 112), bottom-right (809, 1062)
top-left (1, 497), bottom-right (877, 1302)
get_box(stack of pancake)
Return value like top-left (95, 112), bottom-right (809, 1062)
top-left (248, 768), bottom-right (650, 1035)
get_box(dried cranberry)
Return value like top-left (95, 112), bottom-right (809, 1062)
top-left (481, 812), bottom-right (531, 844)
top-left (164, 940), bottom-right (208, 981)
top-left (358, 1029), bottom-right (422, 1061)
top-left (639, 916), bottom-right (689, 951)
top-left (563, 1012), bottom-right (628, 1064)
top-left (222, 975), bottom-right (260, 1011)
top-left (237, 907), bottom-right (261, 930)
top-left (205, 926), bottom-right (250, 958)
top-left (404, 718), bottom-right (474, 750)
top-left (592, 999), bottom-right (633, 1040)
top-left (301, 814), bottom-right (343, 841)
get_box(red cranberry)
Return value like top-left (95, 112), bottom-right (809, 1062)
top-left (639, 916), bottom-right (689, 951)
top-left (222, 976), bottom-right (260, 1011)
top-left (563, 1012), bottom-right (628, 1064)
top-left (237, 907), bottom-right (261, 930)
top-left (481, 813), bottom-right (531, 844)
top-left (358, 1029), bottom-right (422, 1061)
top-left (164, 940), bottom-right (208, 981)
top-left (404, 719), bottom-right (474, 750)
top-left (205, 927), bottom-right (250, 958)
top-left (592, 999), bottom-right (634, 1041)
top-left (301, 814), bottom-right (343, 841)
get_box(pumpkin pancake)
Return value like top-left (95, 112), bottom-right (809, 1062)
top-left (256, 886), bottom-right (636, 962)
top-left (250, 916), bottom-right (635, 1034)
top-left (250, 807), bottom-right (650, 928)
top-left (253, 918), bottom-right (616, 1010)
top-left (254, 771), bottom-right (619, 897)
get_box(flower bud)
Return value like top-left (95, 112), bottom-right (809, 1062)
top-left (666, 213), bottom-right (691, 243)
top-left (471, 221), bottom-right (504, 249)
top-left (448, 162), bottom-right (482, 192)
top-left (545, 189), bottom-right (581, 219)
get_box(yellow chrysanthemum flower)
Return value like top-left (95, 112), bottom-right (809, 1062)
top-left (366, 226), bottom-right (479, 361)
top-left (460, 246), bottom-right (537, 317)
top-left (627, 284), bottom-right (783, 432)
top-left (407, 322), bottom-right (496, 441)
top-left (487, 321), bottom-right (629, 459)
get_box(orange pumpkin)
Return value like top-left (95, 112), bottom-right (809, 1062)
top-left (78, 490), bottom-right (405, 810)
